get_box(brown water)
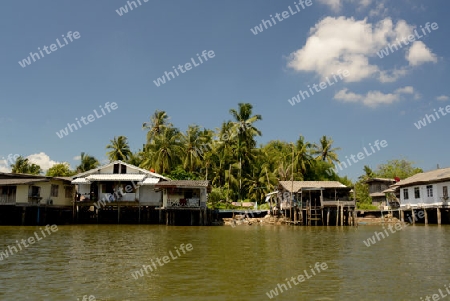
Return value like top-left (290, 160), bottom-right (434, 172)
top-left (0, 224), bottom-right (449, 301)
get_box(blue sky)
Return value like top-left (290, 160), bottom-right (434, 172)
top-left (0, 0), bottom-right (449, 180)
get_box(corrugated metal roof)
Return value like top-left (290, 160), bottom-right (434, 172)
top-left (141, 178), bottom-right (160, 185)
top-left (0, 178), bottom-right (49, 185)
top-left (394, 167), bottom-right (450, 187)
top-left (71, 178), bottom-right (91, 184)
top-left (279, 181), bottom-right (348, 192)
top-left (86, 174), bottom-right (147, 182)
top-left (155, 180), bottom-right (210, 188)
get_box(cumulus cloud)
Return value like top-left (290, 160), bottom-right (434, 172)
top-left (27, 152), bottom-right (59, 171)
top-left (436, 95), bottom-right (449, 101)
top-left (318, 0), bottom-right (374, 12)
top-left (334, 86), bottom-right (415, 107)
top-left (406, 41), bottom-right (438, 66)
top-left (287, 17), bottom-right (417, 83)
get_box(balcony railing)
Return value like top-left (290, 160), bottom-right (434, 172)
top-left (167, 198), bottom-right (200, 208)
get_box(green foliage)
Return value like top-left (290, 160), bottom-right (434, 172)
top-left (375, 159), bottom-right (423, 180)
top-left (46, 163), bottom-right (76, 177)
top-left (357, 203), bottom-right (379, 210)
top-left (166, 166), bottom-right (199, 180)
top-left (11, 156), bottom-right (41, 175)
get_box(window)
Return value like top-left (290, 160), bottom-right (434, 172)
top-left (64, 186), bottom-right (74, 198)
top-left (51, 184), bottom-right (59, 197)
top-left (403, 189), bottom-right (409, 200)
top-left (121, 164), bottom-right (127, 174)
top-left (28, 186), bottom-right (41, 197)
top-left (426, 185), bottom-right (433, 198)
top-left (414, 187), bottom-right (420, 199)
top-left (443, 186), bottom-right (448, 199)
top-left (113, 164), bottom-right (119, 174)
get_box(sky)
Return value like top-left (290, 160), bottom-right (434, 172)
top-left (0, 0), bottom-right (449, 181)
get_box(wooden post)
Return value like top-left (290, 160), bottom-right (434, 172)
top-left (138, 205), bottom-right (141, 224)
top-left (340, 205), bottom-right (344, 226)
top-left (21, 207), bottom-right (26, 225)
top-left (348, 210), bottom-right (351, 226)
top-left (118, 204), bottom-right (120, 224)
top-left (411, 209), bottom-right (415, 225)
top-left (400, 210), bottom-right (404, 222)
top-left (336, 206), bottom-right (339, 226)
top-left (327, 208), bottom-right (330, 226)
top-left (424, 209), bottom-right (428, 225)
top-left (166, 210), bottom-right (169, 225)
top-left (191, 211), bottom-right (194, 226)
top-left (437, 208), bottom-right (441, 225)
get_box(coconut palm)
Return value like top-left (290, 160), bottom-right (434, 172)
top-left (11, 156), bottom-right (41, 175)
top-left (294, 135), bottom-right (313, 175)
top-left (142, 110), bottom-right (172, 144)
top-left (76, 152), bottom-right (99, 173)
top-left (312, 136), bottom-right (341, 165)
top-left (180, 125), bottom-right (205, 173)
top-left (106, 136), bottom-right (132, 162)
top-left (142, 127), bottom-right (182, 174)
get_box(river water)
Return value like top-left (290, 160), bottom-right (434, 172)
top-left (0, 224), bottom-right (449, 301)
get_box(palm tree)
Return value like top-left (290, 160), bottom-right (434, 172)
top-left (126, 151), bottom-right (143, 167)
top-left (312, 136), bottom-right (341, 165)
top-left (180, 125), bottom-right (204, 173)
top-left (142, 127), bottom-right (182, 174)
top-left (142, 110), bottom-right (172, 144)
top-left (11, 156), bottom-right (41, 175)
top-left (229, 103), bottom-right (262, 200)
top-left (76, 152), bottom-right (99, 173)
top-left (294, 135), bottom-right (313, 175)
top-left (106, 136), bottom-right (132, 161)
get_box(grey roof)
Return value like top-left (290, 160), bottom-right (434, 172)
top-left (365, 178), bottom-right (396, 184)
top-left (0, 178), bottom-right (50, 185)
top-left (393, 167), bottom-right (450, 187)
top-left (278, 181), bottom-right (348, 192)
top-left (155, 180), bottom-right (210, 188)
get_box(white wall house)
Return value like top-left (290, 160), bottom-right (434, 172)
top-left (71, 160), bottom-right (169, 206)
top-left (396, 167), bottom-right (450, 208)
top-left (0, 173), bottom-right (73, 207)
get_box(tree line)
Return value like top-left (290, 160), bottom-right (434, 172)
top-left (9, 103), bottom-right (422, 206)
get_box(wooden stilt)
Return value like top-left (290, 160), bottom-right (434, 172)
top-left (411, 209), bottom-right (415, 225)
top-left (424, 209), bottom-right (428, 224)
top-left (138, 205), bottom-right (141, 224)
top-left (437, 208), bottom-right (441, 225)
top-left (336, 206), bottom-right (339, 226)
top-left (400, 210), bottom-right (404, 222)
top-left (166, 210), bottom-right (169, 225)
top-left (340, 205), bottom-right (344, 226)
top-left (327, 208), bottom-right (330, 226)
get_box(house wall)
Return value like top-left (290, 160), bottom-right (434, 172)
top-left (139, 186), bottom-right (161, 206)
top-left (98, 164), bottom-right (142, 174)
top-left (400, 181), bottom-right (450, 207)
top-left (16, 181), bottom-right (72, 206)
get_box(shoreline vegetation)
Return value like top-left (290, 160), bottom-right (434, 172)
top-left (10, 103), bottom-right (424, 211)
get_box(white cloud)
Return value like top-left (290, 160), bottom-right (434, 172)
top-left (287, 17), bottom-right (417, 83)
top-left (334, 86), bottom-right (415, 108)
top-left (369, 2), bottom-right (387, 17)
top-left (378, 67), bottom-right (409, 83)
top-left (437, 95), bottom-right (449, 101)
top-left (318, 0), bottom-right (374, 12)
top-left (406, 41), bottom-right (437, 66)
top-left (73, 155), bottom-right (81, 161)
top-left (27, 152), bottom-right (59, 171)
